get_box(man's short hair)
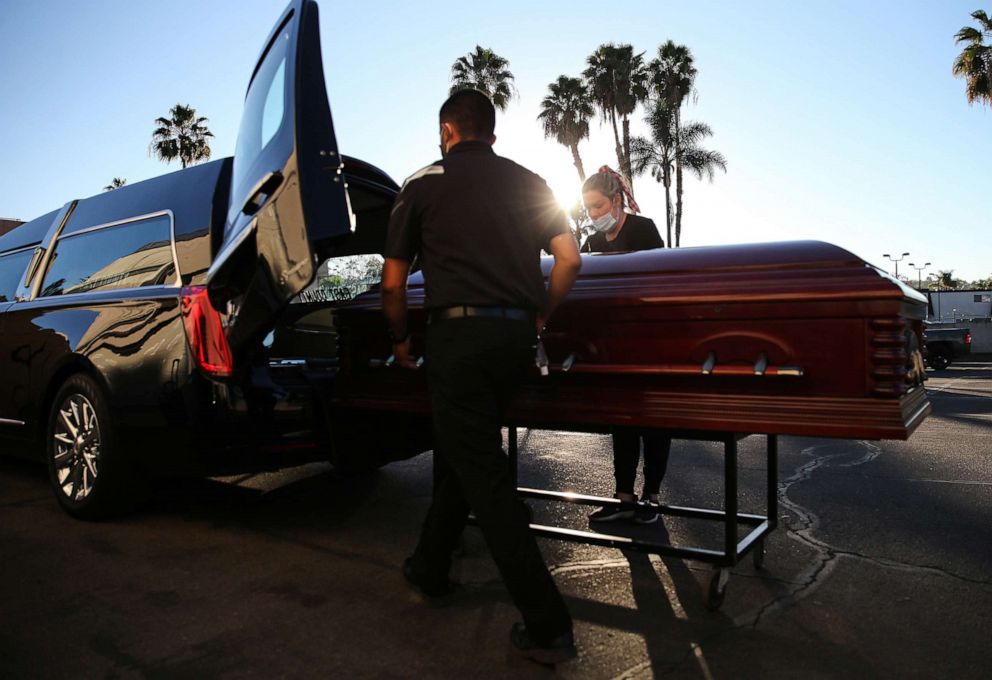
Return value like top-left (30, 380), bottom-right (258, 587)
top-left (439, 89), bottom-right (496, 139)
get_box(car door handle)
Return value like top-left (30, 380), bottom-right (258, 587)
top-left (241, 171), bottom-right (284, 215)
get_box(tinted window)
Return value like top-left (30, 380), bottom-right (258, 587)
top-left (40, 215), bottom-right (175, 297)
top-left (231, 30), bottom-right (289, 206)
top-left (0, 249), bottom-right (34, 302)
top-left (294, 255), bottom-right (383, 304)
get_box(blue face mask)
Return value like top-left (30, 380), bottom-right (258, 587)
top-left (590, 203), bottom-right (620, 233)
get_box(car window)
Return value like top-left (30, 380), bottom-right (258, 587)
top-left (230, 31), bottom-right (289, 206)
top-left (0, 249), bottom-right (34, 302)
top-left (294, 254), bottom-right (383, 304)
top-left (39, 215), bottom-right (175, 297)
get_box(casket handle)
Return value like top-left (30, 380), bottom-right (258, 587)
top-left (368, 355), bottom-right (424, 369)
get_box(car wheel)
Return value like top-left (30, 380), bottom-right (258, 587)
top-left (928, 352), bottom-right (950, 370)
top-left (46, 374), bottom-right (142, 519)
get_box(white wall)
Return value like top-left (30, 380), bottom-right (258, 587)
top-left (925, 289), bottom-right (992, 322)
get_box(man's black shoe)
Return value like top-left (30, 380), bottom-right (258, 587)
top-left (403, 557), bottom-right (456, 599)
top-left (510, 622), bottom-right (577, 664)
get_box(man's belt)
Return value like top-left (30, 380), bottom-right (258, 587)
top-left (429, 305), bottom-right (532, 323)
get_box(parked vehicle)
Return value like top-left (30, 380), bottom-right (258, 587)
top-left (0, 0), bottom-right (931, 521)
top-left (923, 325), bottom-right (972, 369)
top-left (0, 0), bottom-right (428, 519)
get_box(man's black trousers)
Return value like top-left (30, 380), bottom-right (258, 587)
top-left (411, 315), bottom-right (572, 641)
top-left (612, 431), bottom-right (672, 497)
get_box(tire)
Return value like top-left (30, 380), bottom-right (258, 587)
top-left (927, 350), bottom-right (951, 370)
top-left (46, 374), bottom-right (143, 519)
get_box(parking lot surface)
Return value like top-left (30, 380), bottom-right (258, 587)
top-left (1, 360), bottom-right (990, 678)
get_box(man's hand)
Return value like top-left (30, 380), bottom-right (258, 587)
top-left (542, 232), bottom-right (582, 325)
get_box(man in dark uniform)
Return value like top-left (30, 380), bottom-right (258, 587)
top-left (381, 89), bottom-right (582, 663)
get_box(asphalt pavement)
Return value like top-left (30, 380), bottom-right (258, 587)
top-left (1, 360), bottom-right (989, 679)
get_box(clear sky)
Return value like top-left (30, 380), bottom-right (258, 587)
top-left (1, 0), bottom-right (989, 282)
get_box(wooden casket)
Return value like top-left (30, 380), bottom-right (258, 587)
top-left (332, 241), bottom-right (930, 441)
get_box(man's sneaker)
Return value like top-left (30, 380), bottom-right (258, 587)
top-left (510, 622), bottom-right (577, 664)
top-left (588, 499), bottom-right (635, 522)
top-left (403, 557), bottom-right (456, 599)
top-left (633, 498), bottom-right (660, 525)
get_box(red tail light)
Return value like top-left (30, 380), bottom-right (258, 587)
top-left (965, 331), bottom-right (972, 346)
top-left (181, 285), bottom-right (234, 378)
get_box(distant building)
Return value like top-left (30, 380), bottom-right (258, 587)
top-left (0, 218), bottom-right (24, 237)
top-left (925, 289), bottom-right (992, 321)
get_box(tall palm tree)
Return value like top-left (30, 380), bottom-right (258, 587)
top-left (630, 102), bottom-right (676, 246)
top-left (537, 76), bottom-right (594, 182)
top-left (449, 46), bottom-right (517, 110)
top-left (583, 44), bottom-right (649, 189)
top-left (953, 9), bottom-right (992, 107)
top-left (150, 104), bottom-right (214, 168)
top-left (103, 178), bottom-right (127, 191)
top-left (649, 42), bottom-right (699, 245)
top-left (632, 101), bottom-right (726, 247)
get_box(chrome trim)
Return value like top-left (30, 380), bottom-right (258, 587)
top-left (776, 366), bottom-right (804, 377)
top-left (754, 352), bottom-right (768, 376)
top-left (17, 200), bottom-right (76, 301)
top-left (269, 358), bottom-right (307, 367)
top-left (0, 418), bottom-right (26, 426)
top-left (702, 352), bottom-right (716, 375)
top-left (32, 210), bottom-right (179, 300)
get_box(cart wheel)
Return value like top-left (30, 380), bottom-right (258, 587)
top-left (706, 569), bottom-right (729, 611)
top-left (752, 539), bottom-right (766, 570)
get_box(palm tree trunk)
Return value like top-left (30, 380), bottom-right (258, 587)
top-left (663, 164), bottom-right (673, 248)
top-left (673, 107), bottom-right (683, 247)
top-left (570, 144), bottom-right (586, 182)
top-left (610, 111), bottom-right (624, 177)
top-left (675, 161), bottom-right (684, 247)
top-left (621, 116), bottom-right (633, 193)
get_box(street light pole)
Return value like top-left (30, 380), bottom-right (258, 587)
top-left (882, 252), bottom-right (910, 278)
top-left (908, 261), bottom-right (931, 289)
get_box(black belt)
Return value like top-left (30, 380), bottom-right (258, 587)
top-left (429, 305), bottom-right (532, 323)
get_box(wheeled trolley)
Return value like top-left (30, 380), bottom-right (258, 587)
top-left (507, 428), bottom-right (779, 610)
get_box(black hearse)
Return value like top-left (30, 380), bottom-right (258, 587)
top-left (0, 0), bottom-right (425, 518)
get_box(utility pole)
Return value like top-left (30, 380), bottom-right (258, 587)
top-left (883, 252), bottom-right (910, 278)
top-left (908, 261), bottom-right (931, 289)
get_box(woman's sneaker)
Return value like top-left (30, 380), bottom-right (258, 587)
top-left (633, 498), bottom-right (660, 524)
top-left (588, 498), bottom-right (635, 522)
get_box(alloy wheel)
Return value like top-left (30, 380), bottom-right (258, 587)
top-left (51, 394), bottom-right (102, 501)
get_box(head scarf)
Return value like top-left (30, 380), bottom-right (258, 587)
top-left (597, 165), bottom-right (640, 214)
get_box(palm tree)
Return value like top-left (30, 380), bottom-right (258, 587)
top-left (150, 104), bottom-right (214, 168)
top-left (103, 178), bottom-right (127, 191)
top-left (537, 76), bottom-right (594, 182)
top-left (583, 44), bottom-right (649, 189)
top-left (953, 10), bottom-right (992, 107)
top-left (449, 46), bottom-right (517, 110)
top-left (632, 101), bottom-right (726, 247)
top-left (649, 42), bottom-right (699, 246)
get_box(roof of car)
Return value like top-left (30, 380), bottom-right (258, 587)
top-left (0, 208), bottom-right (59, 253)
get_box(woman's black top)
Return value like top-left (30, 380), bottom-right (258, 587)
top-left (582, 213), bottom-right (664, 253)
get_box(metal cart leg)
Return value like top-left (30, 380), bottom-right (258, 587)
top-left (508, 425), bottom-right (518, 488)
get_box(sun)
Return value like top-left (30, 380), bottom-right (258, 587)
top-left (543, 164), bottom-right (585, 215)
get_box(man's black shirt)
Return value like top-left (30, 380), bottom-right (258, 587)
top-left (582, 214), bottom-right (664, 253)
top-left (385, 141), bottom-right (570, 311)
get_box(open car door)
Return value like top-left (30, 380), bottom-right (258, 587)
top-left (206, 0), bottom-right (351, 354)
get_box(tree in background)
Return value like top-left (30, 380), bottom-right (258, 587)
top-left (538, 76), bottom-right (595, 182)
top-left (150, 104), bottom-right (214, 168)
top-left (103, 178), bottom-right (127, 191)
top-left (449, 46), bottom-right (516, 110)
top-left (631, 101), bottom-right (725, 247)
top-left (649, 41), bottom-right (699, 247)
top-left (953, 10), bottom-right (992, 107)
top-left (583, 44), bottom-right (648, 190)
top-left (935, 270), bottom-right (967, 289)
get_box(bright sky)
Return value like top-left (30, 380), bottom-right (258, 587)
top-left (1, 0), bottom-right (989, 281)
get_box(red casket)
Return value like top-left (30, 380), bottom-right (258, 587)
top-left (332, 240), bottom-right (930, 441)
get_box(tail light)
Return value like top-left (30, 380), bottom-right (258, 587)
top-left (181, 285), bottom-right (234, 378)
top-left (965, 331), bottom-right (972, 346)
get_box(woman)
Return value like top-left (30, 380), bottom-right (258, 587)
top-left (581, 167), bottom-right (671, 524)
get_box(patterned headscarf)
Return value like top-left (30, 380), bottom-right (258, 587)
top-left (596, 165), bottom-right (640, 214)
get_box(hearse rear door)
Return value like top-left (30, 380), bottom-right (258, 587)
top-left (206, 0), bottom-right (352, 353)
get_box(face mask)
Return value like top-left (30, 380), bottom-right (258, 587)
top-left (590, 202), bottom-right (620, 233)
